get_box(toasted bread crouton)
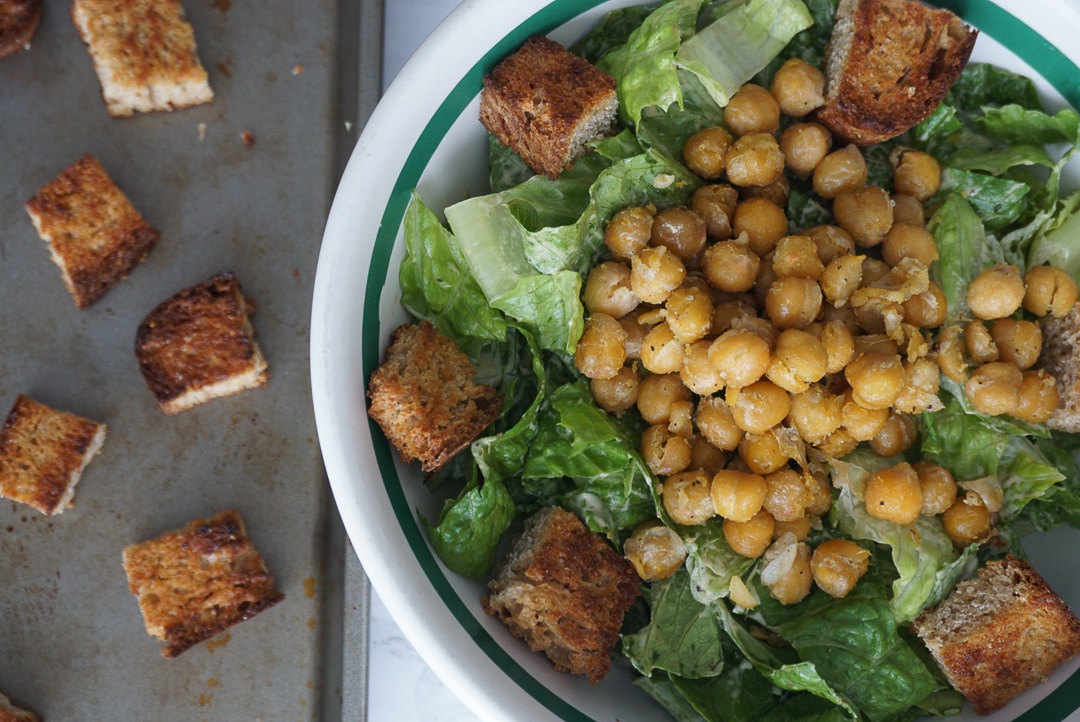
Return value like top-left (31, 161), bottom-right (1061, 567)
top-left (1040, 303), bottom-right (1080, 432)
top-left (0, 395), bottom-right (107, 515)
top-left (70, 0), bottom-right (213, 117)
top-left (25, 155), bottom-right (159, 309)
top-left (480, 36), bottom-right (618, 179)
top-left (0, 692), bottom-right (40, 722)
top-left (813, 0), bottom-right (977, 145)
top-left (483, 507), bottom-right (641, 684)
top-left (367, 321), bottom-right (501, 474)
top-left (912, 556), bottom-right (1080, 715)
top-left (135, 272), bottom-right (269, 415)
top-left (122, 510), bottom-right (285, 658)
top-left (0, 0), bottom-right (41, 60)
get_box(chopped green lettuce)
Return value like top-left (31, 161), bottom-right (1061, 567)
top-left (680, 518), bottom-right (756, 604)
top-left (426, 463), bottom-right (516, 578)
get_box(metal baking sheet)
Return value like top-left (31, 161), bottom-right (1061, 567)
top-left (0, 0), bottom-right (380, 718)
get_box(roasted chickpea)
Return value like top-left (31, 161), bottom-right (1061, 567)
top-left (712, 299), bottom-right (756, 335)
top-left (942, 499), bottom-right (992, 546)
top-left (765, 276), bottom-right (823, 328)
top-left (702, 239), bottom-right (761, 293)
top-left (891, 193), bottom-right (926, 227)
top-left (967, 264), bottom-right (1025, 320)
top-left (575, 313), bottom-right (627, 380)
top-left (640, 321), bottom-right (684, 374)
top-left (763, 539), bottom-right (813, 604)
top-left (990, 319), bottom-right (1042, 370)
top-left (624, 521), bottom-right (687, 581)
top-left (631, 246), bottom-right (687, 304)
top-left (811, 539), bottom-right (869, 598)
top-left (818, 320), bottom-right (856, 373)
top-left (789, 384), bottom-right (844, 444)
top-left (738, 431), bottom-right (790, 475)
top-left (707, 328), bottom-right (771, 389)
top-left (710, 470), bottom-right (768, 522)
top-left (820, 253), bottom-right (865, 307)
top-left (695, 396), bottom-right (746, 451)
top-left (841, 389), bottom-right (890, 441)
top-left (691, 183), bottom-right (739, 240)
top-left (740, 173), bottom-right (790, 208)
top-left (731, 314), bottom-right (781, 349)
top-left (643, 424), bottom-right (692, 476)
top-left (902, 281), bottom-right (947, 328)
top-left (725, 83), bottom-right (781, 135)
top-left (913, 462), bottom-right (957, 516)
top-left (1014, 370), bottom-right (1059, 424)
top-left (868, 412), bottom-right (917, 457)
top-left (591, 365), bottom-right (640, 415)
top-left (936, 324), bottom-right (969, 383)
top-left (666, 286), bottom-right (714, 344)
top-left (604, 205), bottom-right (654, 259)
top-left (805, 472), bottom-right (834, 517)
top-left (766, 328), bottom-right (828, 393)
top-left (753, 254), bottom-right (779, 308)
top-left (584, 261), bottom-right (641, 318)
top-left (882, 223), bottom-right (938, 267)
top-left (773, 235), bottom-right (824, 280)
top-left (683, 126), bottom-right (733, 179)
top-left (890, 147), bottom-right (941, 202)
top-left (724, 510), bottom-right (776, 558)
top-left (681, 339), bottom-right (725, 395)
top-left (726, 132), bottom-right (785, 188)
top-left (865, 462), bottom-right (923, 526)
top-left (818, 428), bottom-right (860, 458)
top-left (668, 399), bottom-right (695, 438)
top-left (833, 186), bottom-right (894, 248)
top-left (733, 198), bottom-right (788, 256)
top-left (637, 373), bottom-right (692, 424)
top-left (894, 358), bottom-right (942, 415)
top-left (662, 470), bottom-right (715, 526)
top-left (774, 516), bottom-right (813, 541)
top-left (964, 320), bottom-right (999, 364)
top-left (651, 207), bottom-right (708, 261)
top-left (965, 361), bottom-right (1023, 416)
top-left (730, 380), bottom-right (791, 434)
top-left (770, 58), bottom-right (825, 117)
top-left (854, 334), bottom-right (900, 357)
top-left (806, 225), bottom-right (854, 266)
top-left (861, 257), bottom-right (892, 286)
top-left (844, 352), bottom-right (904, 410)
top-left (813, 145), bottom-right (867, 200)
top-left (1023, 265), bottom-right (1080, 318)
top-left (690, 437), bottom-right (729, 475)
top-left (620, 308), bottom-right (651, 360)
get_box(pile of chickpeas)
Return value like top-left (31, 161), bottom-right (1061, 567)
top-left (574, 58), bottom-right (1079, 607)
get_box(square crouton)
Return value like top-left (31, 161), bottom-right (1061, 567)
top-left (0, 692), bottom-right (40, 722)
top-left (25, 155), bottom-right (159, 309)
top-left (367, 321), bottom-right (501, 474)
top-left (135, 272), bottom-right (269, 415)
top-left (0, 395), bottom-right (107, 515)
top-left (912, 555), bottom-right (1080, 715)
top-left (122, 510), bottom-right (285, 658)
top-left (70, 0), bottom-right (214, 117)
top-left (480, 36), bottom-right (617, 179)
top-left (483, 507), bottom-right (641, 684)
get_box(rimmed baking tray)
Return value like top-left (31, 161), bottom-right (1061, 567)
top-left (0, 0), bottom-right (381, 718)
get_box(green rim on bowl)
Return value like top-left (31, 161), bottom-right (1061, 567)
top-left (362, 2), bottom-right (1080, 720)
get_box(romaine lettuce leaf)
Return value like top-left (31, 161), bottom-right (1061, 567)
top-left (571, 4), bottom-right (656, 65)
top-left (947, 63), bottom-right (1043, 112)
top-left (926, 194), bottom-right (999, 318)
top-left (680, 518), bottom-right (756, 604)
top-left (426, 464), bottom-right (516, 578)
top-left (670, 669), bottom-right (852, 722)
top-left (976, 105), bottom-right (1080, 147)
top-left (939, 168), bottom-right (1032, 232)
top-left (623, 568), bottom-right (726, 679)
top-left (399, 193), bottom-right (508, 348)
top-left (636, 70), bottom-right (726, 161)
top-left (675, 0), bottom-right (814, 109)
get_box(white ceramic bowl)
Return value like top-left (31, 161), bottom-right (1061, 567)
top-left (311, 1), bottom-right (1080, 720)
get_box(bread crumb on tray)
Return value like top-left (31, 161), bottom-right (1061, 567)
top-left (25, 155), bottom-right (159, 310)
top-left (0, 395), bottom-right (107, 515)
top-left (0, 690), bottom-right (41, 722)
top-left (135, 272), bottom-right (269, 415)
top-left (122, 510), bottom-right (285, 658)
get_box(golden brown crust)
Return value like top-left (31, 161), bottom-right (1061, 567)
top-left (0, 0), bottom-right (41, 60)
top-left (0, 692), bottom-right (41, 722)
top-left (135, 272), bottom-right (269, 414)
top-left (367, 321), bottom-right (501, 474)
top-left (480, 36), bottom-right (618, 179)
top-left (69, 0), bottom-right (213, 117)
top-left (122, 510), bottom-right (285, 658)
top-left (813, 0), bottom-right (977, 145)
top-left (912, 555), bottom-right (1080, 715)
top-left (1040, 303), bottom-right (1080, 432)
top-left (0, 395), bottom-right (106, 515)
top-left (25, 155), bottom-right (159, 309)
top-left (483, 507), bottom-right (641, 684)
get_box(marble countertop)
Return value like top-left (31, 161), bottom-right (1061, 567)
top-left (367, 1), bottom-right (479, 720)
